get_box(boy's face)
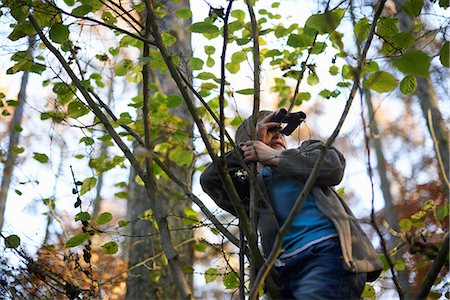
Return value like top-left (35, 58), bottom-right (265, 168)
top-left (265, 127), bottom-right (286, 150)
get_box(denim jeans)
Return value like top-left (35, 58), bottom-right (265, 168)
top-left (275, 238), bottom-right (367, 299)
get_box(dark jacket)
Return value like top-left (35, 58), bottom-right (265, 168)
top-left (200, 140), bottom-right (383, 281)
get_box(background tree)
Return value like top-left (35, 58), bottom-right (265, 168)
top-left (0, 0), bottom-right (448, 299)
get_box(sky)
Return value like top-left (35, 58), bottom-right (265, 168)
top-left (0, 0), bottom-right (448, 298)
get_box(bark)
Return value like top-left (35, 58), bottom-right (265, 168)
top-left (92, 74), bottom-right (114, 218)
top-left (364, 89), bottom-right (410, 298)
top-left (125, 1), bottom-right (194, 298)
top-left (125, 168), bottom-right (159, 300)
top-left (394, 0), bottom-right (449, 195)
top-left (0, 36), bottom-right (34, 231)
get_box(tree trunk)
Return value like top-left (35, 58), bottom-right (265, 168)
top-left (364, 89), bottom-right (411, 298)
top-left (394, 0), bottom-right (449, 195)
top-left (125, 1), bottom-right (193, 298)
top-left (0, 36), bottom-right (34, 231)
top-left (92, 73), bottom-right (114, 218)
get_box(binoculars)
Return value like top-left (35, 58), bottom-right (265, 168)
top-left (271, 108), bottom-right (306, 136)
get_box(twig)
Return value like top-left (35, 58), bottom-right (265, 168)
top-left (427, 109), bottom-right (450, 187)
top-left (28, 15), bottom-right (147, 191)
top-left (249, 0), bottom-right (389, 298)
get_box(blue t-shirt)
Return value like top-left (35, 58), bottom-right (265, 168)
top-left (262, 166), bottom-right (337, 258)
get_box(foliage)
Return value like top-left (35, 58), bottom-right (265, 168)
top-left (0, 0), bottom-right (448, 299)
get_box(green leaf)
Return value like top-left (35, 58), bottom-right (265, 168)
top-left (422, 199), bottom-right (435, 211)
top-left (354, 18), bottom-right (370, 42)
top-left (439, 0), bottom-right (450, 8)
top-left (8, 22), bottom-right (35, 41)
top-left (175, 8), bottom-right (192, 18)
top-left (115, 191), bottom-right (128, 199)
top-left (162, 33), bottom-right (176, 47)
top-left (436, 204), bottom-right (449, 221)
top-left (5, 234), bottom-right (21, 248)
top-left (403, 0), bottom-right (424, 17)
top-left (310, 42), bottom-right (327, 54)
top-left (190, 57), bottom-right (204, 70)
top-left (80, 136), bottom-right (94, 146)
top-left (33, 152), bottom-right (48, 164)
top-left (307, 73), bottom-right (319, 86)
top-left (80, 177), bottom-right (97, 195)
top-left (235, 88), bottom-right (254, 95)
top-left (206, 56), bottom-right (214, 67)
top-left (118, 220), bottom-right (129, 227)
top-left (204, 268), bottom-right (218, 283)
top-left (15, 189), bottom-right (22, 196)
top-left (204, 45), bottom-right (215, 55)
top-left (287, 33), bottom-right (314, 49)
top-left (223, 272), bottom-right (239, 289)
top-left (68, 101), bottom-right (90, 118)
top-left (440, 42), bottom-right (449, 67)
top-left (193, 241), bottom-right (207, 252)
top-left (394, 259), bottom-right (406, 271)
top-left (101, 11), bottom-right (117, 25)
top-left (399, 218), bottom-right (412, 231)
top-left (12, 145), bottom-right (24, 155)
top-left (49, 24), bottom-right (70, 44)
top-left (66, 232), bottom-right (90, 247)
top-left (381, 32), bottom-right (414, 55)
top-left (305, 9), bottom-right (344, 34)
top-left (376, 17), bottom-right (399, 37)
top-left (226, 62), bottom-right (240, 74)
top-left (114, 59), bottom-right (134, 76)
top-left (168, 149), bottom-right (194, 166)
top-left (167, 94), bottom-right (183, 108)
top-left (363, 71), bottom-right (398, 93)
top-left (392, 50), bottom-right (431, 77)
top-left (329, 65), bottom-right (339, 75)
top-left (101, 241), bottom-right (119, 254)
top-left (361, 284), bottom-right (376, 299)
top-left (75, 212), bottom-right (91, 221)
top-left (231, 51), bottom-right (247, 64)
top-left (72, 4), bottom-right (93, 17)
top-left (190, 22), bottom-right (219, 34)
top-left (296, 92), bottom-right (311, 102)
top-left (231, 9), bottom-right (245, 21)
top-left (411, 210), bottom-right (427, 223)
top-left (97, 212), bottom-right (113, 225)
top-left (399, 75), bottom-right (417, 95)
top-left (148, 271), bottom-right (161, 282)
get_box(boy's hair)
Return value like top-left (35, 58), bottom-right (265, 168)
top-left (235, 110), bottom-right (272, 145)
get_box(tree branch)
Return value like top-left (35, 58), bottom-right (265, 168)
top-left (249, 1), bottom-right (388, 298)
top-left (28, 15), bottom-right (146, 182)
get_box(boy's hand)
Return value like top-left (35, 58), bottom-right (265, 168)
top-left (256, 112), bottom-right (281, 142)
top-left (239, 140), bottom-right (281, 166)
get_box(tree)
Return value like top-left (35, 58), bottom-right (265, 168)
top-left (0, 0), bottom-right (448, 299)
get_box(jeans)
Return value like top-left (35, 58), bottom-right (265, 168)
top-left (275, 238), bottom-right (367, 299)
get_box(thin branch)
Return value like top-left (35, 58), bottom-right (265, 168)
top-left (427, 109), bottom-right (450, 187)
top-left (177, 67), bottom-right (237, 149)
top-left (142, 1), bottom-right (193, 299)
top-left (28, 15), bottom-right (146, 181)
top-left (152, 156), bottom-right (243, 251)
top-left (145, 0), bottom-right (265, 277)
top-left (249, 1), bottom-right (388, 298)
top-left (89, 89), bottom-right (144, 146)
top-left (288, 33), bottom-right (318, 112)
top-left (219, 0), bottom-right (234, 158)
top-left (415, 236), bottom-right (449, 299)
top-left (44, 2), bottom-right (156, 46)
top-left (244, 0), bottom-right (271, 295)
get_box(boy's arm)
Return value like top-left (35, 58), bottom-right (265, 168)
top-left (200, 150), bottom-right (250, 216)
top-left (278, 140), bottom-right (346, 186)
